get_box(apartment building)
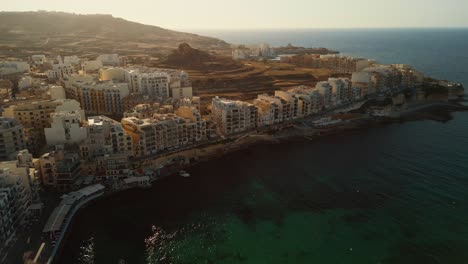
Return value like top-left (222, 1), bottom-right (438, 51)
top-left (125, 69), bottom-right (170, 98)
top-left (39, 150), bottom-right (81, 191)
top-left (122, 109), bottom-right (207, 157)
top-left (274, 91), bottom-right (299, 119)
top-left (253, 98), bottom-right (281, 127)
top-left (81, 60), bottom-right (103, 73)
top-left (45, 111), bottom-right (87, 146)
top-left (362, 65), bottom-right (402, 92)
top-left (211, 97), bottom-right (258, 136)
top-left (63, 56), bottom-right (80, 66)
top-left (0, 161), bottom-right (35, 253)
top-left (0, 61), bottom-right (30, 77)
top-left (232, 49), bottom-right (249, 60)
top-left (31, 55), bottom-right (47, 66)
top-left (47, 64), bottom-right (75, 82)
top-left (99, 67), bottom-right (193, 101)
top-left (80, 116), bottom-right (133, 161)
top-left (315, 81), bottom-right (334, 107)
top-left (351, 72), bottom-right (374, 97)
top-left (319, 55), bottom-right (375, 73)
top-left (97, 54), bottom-right (120, 66)
top-left (2, 99), bottom-right (84, 154)
top-left (257, 94), bottom-right (293, 122)
top-left (0, 118), bottom-right (26, 161)
top-left (94, 153), bottom-right (129, 181)
top-left (49, 85), bottom-right (66, 100)
top-left (328, 78), bottom-right (352, 105)
top-left (75, 81), bottom-right (129, 116)
top-left (123, 103), bottom-right (159, 119)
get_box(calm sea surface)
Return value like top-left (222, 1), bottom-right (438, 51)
top-left (59, 29), bottom-right (468, 264)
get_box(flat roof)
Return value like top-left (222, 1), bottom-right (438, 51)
top-left (42, 184), bottom-right (105, 233)
top-left (42, 203), bottom-right (72, 232)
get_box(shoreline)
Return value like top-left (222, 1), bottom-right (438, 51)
top-left (44, 99), bottom-right (467, 264)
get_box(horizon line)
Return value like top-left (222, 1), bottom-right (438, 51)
top-left (2, 10), bottom-right (468, 32)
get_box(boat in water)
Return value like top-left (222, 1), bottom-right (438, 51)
top-left (179, 170), bottom-right (190, 177)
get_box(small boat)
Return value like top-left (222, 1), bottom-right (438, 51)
top-left (179, 170), bottom-right (190, 177)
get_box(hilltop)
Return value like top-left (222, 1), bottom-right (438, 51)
top-left (0, 11), bottom-right (230, 58)
top-left (160, 43), bottom-right (243, 71)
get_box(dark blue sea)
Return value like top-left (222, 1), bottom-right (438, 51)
top-left (59, 29), bottom-right (468, 264)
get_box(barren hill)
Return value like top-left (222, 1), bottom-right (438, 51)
top-left (161, 43), bottom-right (243, 71)
top-left (0, 11), bottom-right (229, 58)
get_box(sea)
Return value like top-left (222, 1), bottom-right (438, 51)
top-left (59, 29), bottom-right (468, 264)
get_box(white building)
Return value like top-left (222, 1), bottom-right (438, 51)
top-left (211, 97), bottom-right (258, 136)
top-left (97, 54), bottom-right (120, 66)
top-left (253, 98), bottom-right (281, 126)
top-left (316, 81), bottom-right (333, 107)
top-left (49, 85), bottom-right (66, 100)
top-left (232, 50), bottom-right (248, 60)
top-left (328, 78), bottom-right (352, 105)
top-left (81, 60), bottom-right (103, 73)
top-left (45, 111), bottom-right (87, 146)
top-left (80, 116), bottom-right (133, 161)
top-left (99, 68), bottom-right (126, 82)
top-left (257, 94), bottom-right (293, 122)
top-left (47, 64), bottom-right (75, 81)
top-left (351, 72), bottom-right (373, 97)
top-left (0, 61), bottom-right (30, 76)
top-left (63, 56), bottom-right (81, 65)
top-left (18, 76), bottom-right (33, 90)
top-left (31, 55), bottom-right (47, 66)
top-left (125, 69), bottom-right (170, 98)
top-left (258, 43), bottom-right (275, 58)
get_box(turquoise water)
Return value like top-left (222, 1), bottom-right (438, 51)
top-left (59, 29), bottom-right (468, 264)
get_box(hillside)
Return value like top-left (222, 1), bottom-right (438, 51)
top-left (0, 11), bottom-right (229, 58)
top-left (160, 43), bottom-right (243, 71)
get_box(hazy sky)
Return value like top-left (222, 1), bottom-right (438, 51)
top-left (3, 0), bottom-right (468, 29)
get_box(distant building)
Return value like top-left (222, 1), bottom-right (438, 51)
top-left (100, 67), bottom-right (193, 101)
top-left (81, 60), bottom-right (103, 73)
top-left (97, 54), bottom-right (120, 66)
top-left (31, 55), bottom-right (47, 66)
top-left (0, 61), bottom-right (30, 77)
top-left (63, 56), bottom-right (80, 66)
top-left (18, 76), bottom-right (33, 90)
top-left (258, 43), bottom-right (275, 58)
top-left (48, 85), bottom-right (66, 100)
top-left (47, 63), bottom-right (75, 81)
top-left (232, 49), bottom-right (248, 60)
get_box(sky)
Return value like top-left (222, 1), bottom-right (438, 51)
top-left (3, 0), bottom-right (468, 30)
